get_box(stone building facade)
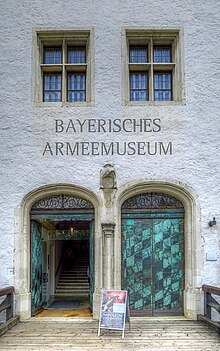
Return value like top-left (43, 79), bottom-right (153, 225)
top-left (0, 0), bottom-right (219, 320)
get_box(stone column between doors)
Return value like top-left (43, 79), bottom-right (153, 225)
top-left (102, 223), bottom-right (115, 290)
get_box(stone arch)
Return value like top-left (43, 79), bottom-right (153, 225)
top-left (14, 184), bottom-right (100, 320)
top-left (114, 180), bottom-right (202, 319)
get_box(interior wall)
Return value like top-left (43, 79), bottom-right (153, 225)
top-left (55, 241), bottom-right (66, 272)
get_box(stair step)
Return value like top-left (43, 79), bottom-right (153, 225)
top-left (57, 283), bottom-right (89, 286)
top-left (61, 270), bottom-right (88, 274)
top-left (62, 270), bottom-right (87, 271)
top-left (59, 275), bottom-right (88, 278)
top-left (61, 270), bottom-right (87, 276)
top-left (57, 282), bottom-right (88, 284)
top-left (56, 287), bottom-right (89, 291)
top-left (57, 282), bottom-right (89, 288)
top-left (74, 259), bottom-right (89, 262)
top-left (59, 274), bottom-right (88, 280)
top-left (55, 291), bottom-right (89, 294)
top-left (59, 279), bottom-right (87, 282)
top-left (59, 277), bottom-right (88, 281)
top-left (56, 290), bottom-right (89, 292)
top-left (60, 272), bottom-right (88, 276)
top-left (59, 272), bottom-right (88, 276)
top-left (54, 293), bottom-right (89, 298)
top-left (58, 284), bottom-right (88, 286)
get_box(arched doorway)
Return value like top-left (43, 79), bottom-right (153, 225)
top-left (121, 192), bottom-right (185, 316)
top-left (30, 194), bottom-right (94, 316)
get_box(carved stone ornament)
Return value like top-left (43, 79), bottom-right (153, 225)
top-left (122, 193), bottom-right (184, 209)
top-left (31, 194), bottom-right (93, 210)
top-left (100, 164), bottom-right (117, 189)
top-left (102, 223), bottom-right (115, 238)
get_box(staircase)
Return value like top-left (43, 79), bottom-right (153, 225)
top-left (55, 252), bottom-right (90, 300)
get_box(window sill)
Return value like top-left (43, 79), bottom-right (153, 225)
top-left (124, 100), bottom-right (186, 106)
top-left (34, 101), bottom-right (95, 108)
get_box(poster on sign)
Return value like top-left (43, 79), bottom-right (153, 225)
top-left (98, 290), bottom-right (130, 339)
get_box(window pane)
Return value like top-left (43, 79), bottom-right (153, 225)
top-left (44, 74), bottom-right (62, 102)
top-left (44, 48), bottom-right (62, 64)
top-left (45, 75), bottom-right (62, 90)
top-left (154, 73), bottom-right (171, 101)
top-left (130, 73), bottom-right (147, 89)
top-left (68, 73), bottom-right (86, 102)
top-left (68, 91), bottom-right (86, 102)
top-left (130, 47), bottom-right (147, 63)
top-left (68, 48), bottom-right (86, 63)
top-left (130, 90), bottom-right (147, 101)
top-left (154, 47), bottom-right (171, 63)
top-left (44, 92), bottom-right (62, 102)
top-left (68, 74), bottom-right (85, 90)
top-left (130, 73), bottom-right (148, 101)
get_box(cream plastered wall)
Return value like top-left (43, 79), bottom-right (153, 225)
top-left (0, 0), bottom-right (219, 319)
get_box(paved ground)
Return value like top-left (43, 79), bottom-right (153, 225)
top-left (0, 317), bottom-right (219, 351)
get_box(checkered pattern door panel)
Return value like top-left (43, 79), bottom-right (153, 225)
top-left (152, 218), bottom-right (184, 313)
top-left (122, 219), bottom-right (152, 312)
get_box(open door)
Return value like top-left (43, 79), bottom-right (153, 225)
top-left (30, 194), bottom-right (95, 314)
top-left (31, 220), bottom-right (45, 315)
top-left (89, 221), bottom-right (94, 310)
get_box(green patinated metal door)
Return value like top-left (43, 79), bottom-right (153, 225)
top-left (31, 220), bottom-right (44, 315)
top-left (89, 221), bottom-right (94, 310)
top-left (122, 193), bottom-right (184, 316)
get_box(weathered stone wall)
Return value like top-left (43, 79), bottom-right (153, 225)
top-left (0, 0), bottom-right (219, 309)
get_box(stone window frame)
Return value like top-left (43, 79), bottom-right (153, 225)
top-left (32, 29), bottom-right (94, 106)
top-left (122, 27), bottom-right (185, 105)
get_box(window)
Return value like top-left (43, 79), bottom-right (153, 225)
top-left (34, 30), bottom-right (94, 105)
top-left (123, 29), bottom-right (184, 104)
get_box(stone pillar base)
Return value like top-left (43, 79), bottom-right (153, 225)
top-left (184, 289), bottom-right (202, 319)
top-left (15, 292), bottom-right (31, 320)
top-left (92, 290), bottom-right (102, 319)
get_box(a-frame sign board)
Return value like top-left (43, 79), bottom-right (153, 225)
top-left (98, 290), bottom-right (131, 339)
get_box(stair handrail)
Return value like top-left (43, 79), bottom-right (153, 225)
top-left (55, 256), bottom-right (66, 287)
top-left (0, 286), bottom-right (14, 321)
top-left (197, 284), bottom-right (220, 334)
top-left (0, 286), bottom-right (20, 336)
top-left (55, 256), bottom-right (65, 278)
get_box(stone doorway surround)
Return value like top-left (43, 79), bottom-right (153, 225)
top-left (14, 184), bottom-right (100, 320)
top-left (14, 179), bottom-right (202, 320)
top-left (114, 180), bottom-right (202, 320)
